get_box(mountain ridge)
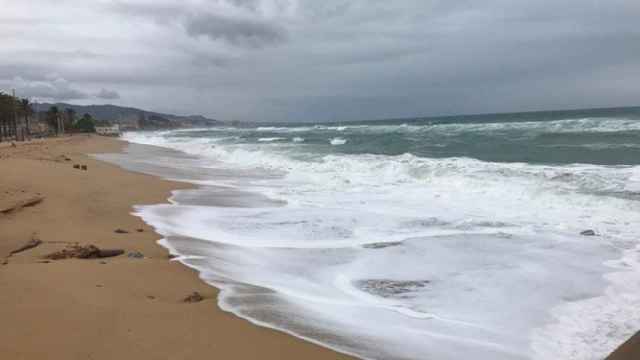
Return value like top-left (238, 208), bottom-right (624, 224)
top-left (33, 102), bottom-right (221, 127)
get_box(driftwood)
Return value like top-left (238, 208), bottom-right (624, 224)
top-left (0, 196), bottom-right (45, 215)
top-left (9, 237), bottom-right (43, 256)
top-left (37, 155), bottom-right (71, 163)
top-left (44, 245), bottom-right (124, 260)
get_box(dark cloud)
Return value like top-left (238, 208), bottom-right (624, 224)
top-left (184, 13), bottom-right (287, 48)
top-left (0, 76), bottom-right (89, 101)
top-left (95, 88), bottom-right (120, 100)
top-left (226, 0), bottom-right (262, 12)
top-left (110, 2), bottom-right (287, 48)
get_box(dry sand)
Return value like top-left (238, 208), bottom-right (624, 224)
top-left (0, 136), bottom-right (353, 360)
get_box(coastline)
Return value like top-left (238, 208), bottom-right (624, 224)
top-left (0, 136), bottom-right (353, 360)
top-left (2, 134), bottom-right (638, 360)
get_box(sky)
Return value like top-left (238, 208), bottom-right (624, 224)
top-left (1, 0), bottom-right (639, 122)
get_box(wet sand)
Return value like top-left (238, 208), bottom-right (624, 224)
top-left (0, 135), bottom-right (353, 360)
top-left (607, 331), bottom-right (640, 360)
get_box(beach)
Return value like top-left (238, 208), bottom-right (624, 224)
top-left (1, 131), bottom-right (639, 360)
top-left (0, 135), bottom-right (352, 360)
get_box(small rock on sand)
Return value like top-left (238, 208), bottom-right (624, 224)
top-left (114, 228), bottom-right (129, 234)
top-left (128, 251), bottom-right (144, 259)
top-left (183, 292), bottom-right (204, 303)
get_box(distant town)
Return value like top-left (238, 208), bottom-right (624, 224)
top-left (0, 90), bottom-right (221, 142)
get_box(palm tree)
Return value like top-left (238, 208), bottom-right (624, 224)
top-left (0, 92), bottom-right (18, 141)
top-left (64, 108), bottom-right (76, 130)
top-left (46, 106), bottom-right (60, 134)
top-left (20, 98), bottom-right (32, 137)
top-left (0, 91), bottom-right (7, 141)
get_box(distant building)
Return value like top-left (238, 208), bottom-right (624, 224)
top-left (30, 121), bottom-right (50, 136)
top-left (95, 124), bottom-right (121, 136)
top-left (30, 112), bottom-right (53, 137)
top-left (119, 118), bottom-right (140, 131)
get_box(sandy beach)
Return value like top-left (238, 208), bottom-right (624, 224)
top-left (0, 136), bottom-right (352, 360)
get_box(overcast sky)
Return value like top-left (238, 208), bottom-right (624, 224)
top-left (1, 0), bottom-right (639, 122)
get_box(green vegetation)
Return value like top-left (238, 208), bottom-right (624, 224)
top-left (74, 113), bottom-right (96, 133)
top-left (45, 106), bottom-right (61, 134)
top-left (64, 108), bottom-right (76, 130)
top-left (43, 105), bottom-right (96, 134)
top-left (0, 91), bottom-right (32, 141)
top-left (3, 90), bottom-right (221, 142)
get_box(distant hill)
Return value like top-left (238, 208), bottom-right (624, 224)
top-left (33, 103), bottom-right (221, 128)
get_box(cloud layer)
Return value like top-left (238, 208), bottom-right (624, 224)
top-left (1, 0), bottom-right (639, 121)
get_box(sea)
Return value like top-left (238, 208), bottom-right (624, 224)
top-left (97, 107), bottom-right (640, 360)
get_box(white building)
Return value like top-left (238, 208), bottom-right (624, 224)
top-left (95, 124), bottom-right (121, 136)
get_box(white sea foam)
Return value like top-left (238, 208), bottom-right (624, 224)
top-left (129, 118), bottom-right (640, 146)
top-left (122, 129), bottom-right (640, 360)
top-left (258, 137), bottom-right (286, 142)
top-left (200, 117), bottom-right (640, 136)
top-left (418, 117), bottom-right (640, 135)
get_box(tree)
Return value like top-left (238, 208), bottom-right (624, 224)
top-left (20, 98), bottom-right (32, 137)
top-left (0, 92), bottom-right (21, 141)
top-left (64, 108), bottom-right (76, 130)
top-left (0, 92), bottom-right (11, 140)
top-left (74, 113), bottom-right (95, 133)
top-left (46, 106), bottom-right (60, 134)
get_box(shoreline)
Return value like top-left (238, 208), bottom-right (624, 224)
top-left (2, 135), bottom-right (638, 360)
top-left (0, 135), bottom-right (353, 360)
